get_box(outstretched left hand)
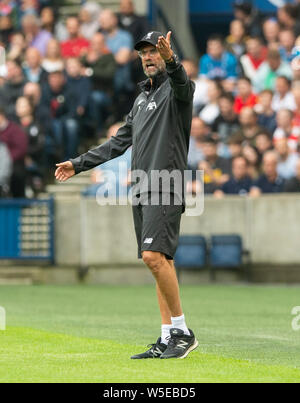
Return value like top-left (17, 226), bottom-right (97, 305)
top-left (156, 31), bottom-right (174, 62)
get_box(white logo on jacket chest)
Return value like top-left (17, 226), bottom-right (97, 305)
top-left (146, 101), bottom-right (157, 111)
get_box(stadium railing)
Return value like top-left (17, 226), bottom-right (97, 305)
top-left (0, 198), bottom-right (55, 264)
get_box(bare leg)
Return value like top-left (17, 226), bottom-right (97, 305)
top-left (143, 251), bottom-right (183, 318)
top-left (156, 283), bottom-right (172, 324)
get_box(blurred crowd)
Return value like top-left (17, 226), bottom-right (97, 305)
top-left (2, 0), bottom-right (300, 199)
top-left (0, 0), bottom-right (150, 198)
top-left (185, 0), bottom-right (300, 198)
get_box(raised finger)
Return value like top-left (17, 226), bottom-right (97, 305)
top-left (166, 31), bottom-right (172, 45)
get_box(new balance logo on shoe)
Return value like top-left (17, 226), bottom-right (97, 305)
top-left (177, 340), bottom-right (189, 349)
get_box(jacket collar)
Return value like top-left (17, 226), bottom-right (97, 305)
top-left (138, 71), bottom-right (168, 94)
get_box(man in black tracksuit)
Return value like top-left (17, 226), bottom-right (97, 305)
top-left (55, 31), bottom-right (198, 359)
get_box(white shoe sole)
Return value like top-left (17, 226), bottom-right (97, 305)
top-left (178, 339), bottom-right (199, 359)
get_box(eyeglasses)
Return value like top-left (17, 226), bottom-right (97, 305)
top-left (138, 48), bottom-right (158, 58)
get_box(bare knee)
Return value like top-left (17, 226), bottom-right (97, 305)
top-left (142, 251), bottom-right (165, 274)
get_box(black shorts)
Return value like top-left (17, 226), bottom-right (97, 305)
top-left (132, 202), bottom-right (184, 260)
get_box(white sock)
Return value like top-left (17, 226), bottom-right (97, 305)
top-left (161, 324), bottom-right (172, 345)
top-left (171, 314), bottom-right (190, 336)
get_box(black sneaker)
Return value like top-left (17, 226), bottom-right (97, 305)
top-left (131, 337), bottom-right (167, 359)
top-left (160, 328), bottom-right (198, 359)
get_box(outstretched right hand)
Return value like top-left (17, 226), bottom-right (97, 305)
top-left (55, 161), bottom-right (75, 182)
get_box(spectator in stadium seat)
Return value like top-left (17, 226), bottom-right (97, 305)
top-left (274, 137), bottom-right (299, 180)
top-left (0, 59), bottom-right (27, 121)
top-left (199, 79), bottom-right (222, 125)
top-left (234, 76), bottom-right (258, 114)
top-left (23, 47), bottom-right (48, 84)
top-left (272, 76), bottom-right (296, 112)
top-left (0, 139), bottom-right (12, 197)
top-left (214, 156), bottom-right (253, 198)
top-left (99, 8), bottom-right (133, 93)
top-left (21, 14), bottom-right (52, 56)
top-left (240, 36), bottom-right (267, 82)
top-left (253, 48), bottom-right (293, 93)
top-left (40, 6), bottom-right (68, 42)
top-left (227, 132), bottom-right (244, 159)
top-left (42, 38), bottom-right (64, 73)
top-left (118, 0), bottom-right (150, 43)
top-left (65, 57), bottom-right (91, 122)
top-left (225, 19), bottom-right (247, 58)
top-left (279, 28), bottom-right (296, 63)
top-left (198, 136), bottom-right (231, 194)
top-left (236, 107), bottom-right (263, 145)
top-left (60, 16), bottom-right (90, 58)
top-left (181, 59), bottom-right (208, 115)
top-left (81, 32), bottom-right (116, 135)
top-left (262, 18), bottom-right (280, 46)
top-left (117, 0), bottom-right (151, 86)
top-left (250, 151), bottom-right (285, 196)
top-left (255, 89), bottom-right (277, 134)
top-left (212, 93), bottom-right (240, 153)
top-left (277, 4), bottom-right (300, 37)
top-left (40, 70), bottom-right (80, 161)
top-left (16, 95), bottom-right (45, 194)
top-left (290, 82), bottom-right (300, 149)
top-left (199, 35), bottom-right (238, 87)
top-left (40, 6), bottom-right (56, 34)
top-left (79, 2), bottom-right (101, 40)
top-left (7, 32), bottom-right (27, 62)
top-left (0, 105), bottom-right (28, 198)
top-left (233, 1), bottom-right (262, 38)
top-left (255, 130), bottom-right (273, 157)
top-left (242, 144), bottom-right (261, 179)
top-left (187, 117), bottom-right (209, 168)
top-left (284, 159), bottom-right (300, 192)
top-left (273, 109), bottom-right (294, 147)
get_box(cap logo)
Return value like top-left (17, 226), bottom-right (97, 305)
top-left (145, 32), bottom-right (154, 40)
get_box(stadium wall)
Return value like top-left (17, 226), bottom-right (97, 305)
top-left (48, 195), bottom-right (300, 284)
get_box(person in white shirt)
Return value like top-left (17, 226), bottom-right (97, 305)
top-left (272, 76), bottom-right (296, 111)
top-left (199, 80), bottom-right (222, 125)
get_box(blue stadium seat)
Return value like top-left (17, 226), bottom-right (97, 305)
top-left (209, 235), bottom-right (251, 281)
top-left (175, 235), bottom-right (207, 281)
top-left (210, 235), bottom-right (242, 267)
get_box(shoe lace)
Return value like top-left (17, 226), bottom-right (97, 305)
top-left (166, 335), bottom-right (178, 348)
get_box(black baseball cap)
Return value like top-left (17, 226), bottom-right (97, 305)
top-left (134, 31), bottom-right (164, 51)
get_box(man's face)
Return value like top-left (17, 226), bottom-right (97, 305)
top-left (239, 107), bottom-right (256, 127)
top-left (268, 56), bottom-right (281, 71)
top-left (190, 118), bottom-right (208, 140)
top-left (207, 40), bottom-right (223, 60)
top-left (49, 73), bottom-right (65, 92)
top-left (202, 142), bottom-right (217, 159)
top-left (120, 0), bottom-right (134, 15)
top-left (246, 39), bottom-right (261, 57)
top-left (276, 77), bottom-right (289, 95)
top-left (140, 45), bottom-right (166, 78)
top-left (263, 155), bottom-right (277, 177)
top-left (233, 158), bottom-right (247, 180)
top-left (66, 18), bottom-right (79, 37)
top-left (219, 98), bottom-right (233, 116)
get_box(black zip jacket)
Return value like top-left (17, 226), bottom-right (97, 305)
top-left (70, 58), bottom-right (195, 199)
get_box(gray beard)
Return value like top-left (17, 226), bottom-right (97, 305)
top-left (143, 64), bottom-right (166, 78)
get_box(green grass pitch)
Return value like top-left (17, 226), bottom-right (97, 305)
top-left (0, 284), bottom-right (300, 383)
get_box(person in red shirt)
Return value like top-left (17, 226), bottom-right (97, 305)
top-left (234, 76), bottom-right (258, 114)
top-left (60, 16), bottom-right (90, 59)
top-left (240, 36), bottom-right (267, 82)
